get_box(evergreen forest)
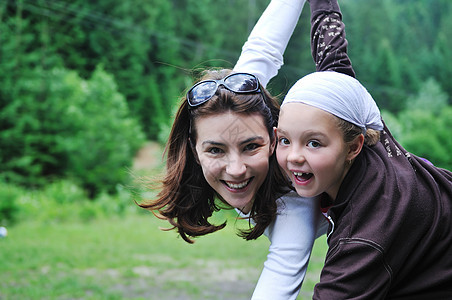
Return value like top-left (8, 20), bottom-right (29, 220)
top-left (1, 0), bottom-right (451, 201)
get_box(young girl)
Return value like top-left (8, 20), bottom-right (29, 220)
top-left (276, 0), bottom-right (452, 298)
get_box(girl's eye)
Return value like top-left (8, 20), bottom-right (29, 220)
top-left (207, 147), bottom-right (223, 154)
top-left (307, 140), bottom-right (321, 148)
top-left (278, 137), bottom-right (290, 145)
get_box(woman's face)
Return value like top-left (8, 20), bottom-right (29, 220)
top-left (194, 111), bottom-right (275, 214)
top-left (276, 103), bottom-right (355, 200)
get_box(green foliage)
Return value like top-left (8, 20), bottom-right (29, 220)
top-left (397, 108), bottom-right (452, 170)
top-left (406, 78), bottom-right (448, 114)
top-left (2, 0), bottom-right (452, 120)
top-left (1, 0), bottom-right (452, 202)
top-left (7, 180), bottom-right (139, 224)
top-left (385, 78), bottom-right (452, 170)
top-left (55, 66), bottom-right (146, 196)
top-left (380, 110), bottom-right (403, 140)
top-left (0, 65), bottom-right (145, 196)
top-left (0, 182), bottom-right (21, 224)
top-left (342, 0), bottom-right (451, 113)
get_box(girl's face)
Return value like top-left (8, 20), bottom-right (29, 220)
top-left (194, 111), bottom-right (275, 214)
top-left (276, 103), bottom-right (358, 200)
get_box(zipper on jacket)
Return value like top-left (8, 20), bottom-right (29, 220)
top-left (321, 211), bottom-right (335, 239)
top-left (326, 215), bottom-right (335, 239)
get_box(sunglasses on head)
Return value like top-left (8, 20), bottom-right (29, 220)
top-left (186, 72), bottom-right (262, 107)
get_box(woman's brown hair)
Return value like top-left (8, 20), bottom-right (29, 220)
top-left (139, 69), bottom-right (290, 243)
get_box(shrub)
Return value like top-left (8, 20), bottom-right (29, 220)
top-left (391, 78), bottom-right (452, 170)
top-left (57, 66), bottom-right (146, 196)
top-left (0, 65), bottom-right (146, 196)
top-left (11, 180), bottom-right (140, 224)
top-left (0, 182), bottom-right (21, 224)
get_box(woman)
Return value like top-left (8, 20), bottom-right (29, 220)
top-left (140, 0), bottom-right (349, 298)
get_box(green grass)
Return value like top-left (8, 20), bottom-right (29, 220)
top-left (0, 212), bottom-right (327, 299)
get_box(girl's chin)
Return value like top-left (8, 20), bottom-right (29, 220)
top-left (294, 187), bottom-right (316, 198)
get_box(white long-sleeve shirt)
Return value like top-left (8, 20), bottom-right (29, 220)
top-left (238, 192), bottom-right (328, 300)
top-left (232, 0), bottom-right (328, 299)
top-left (234, 0), bottom-right (307, 88)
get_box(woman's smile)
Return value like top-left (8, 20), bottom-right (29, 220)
top-left (223, 178), bottom-right (253, 191)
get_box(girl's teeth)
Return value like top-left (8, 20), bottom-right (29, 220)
top-left (293, 172), bottom-right (313, 180)
top-left (294, 172), bottom-right (305, 176)
top-left (226, 180), bottom-right (249, 189)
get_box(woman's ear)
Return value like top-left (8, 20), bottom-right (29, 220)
top-left (189, 138), bottom-right (200, 164)
top-left (347, 133), bottom-right (364, 161)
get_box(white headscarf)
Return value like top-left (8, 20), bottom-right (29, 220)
top-left (282, 71), bottom-right (383, 133)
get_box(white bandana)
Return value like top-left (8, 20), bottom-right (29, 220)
top-left (282, 71), bottom-right (383, 133)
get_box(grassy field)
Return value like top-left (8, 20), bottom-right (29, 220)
top-left (0, 211), bottom-right (328, 299)
top-left (1, 143), bottom-right (328, 299)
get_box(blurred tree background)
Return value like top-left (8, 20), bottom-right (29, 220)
top-left (0, 0), bottom-right (451, 222)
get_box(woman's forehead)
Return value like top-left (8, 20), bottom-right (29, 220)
top-left (194, 112), bottom-right (269, 142)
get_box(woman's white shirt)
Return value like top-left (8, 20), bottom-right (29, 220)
top-left (237, 191), bottom-right (328, 300)
top-left (231, 0), bottom-right (328, 298)
top-left (234, 0), bottom-right (307, 87)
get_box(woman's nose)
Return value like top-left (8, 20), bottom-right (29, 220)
top-left (225, 155), bottom-right (246, 176)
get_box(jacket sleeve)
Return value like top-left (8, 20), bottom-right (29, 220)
top-left (233, 0), bottom-right (307, 87)
top-left (252, 193), bottom-right (327, 300)
top-left (309, 0), bottom-right (356, 77)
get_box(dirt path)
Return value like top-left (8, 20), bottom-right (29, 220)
top-left (133, 142), bottom-right (164, 170)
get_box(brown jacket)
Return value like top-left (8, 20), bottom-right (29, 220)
top-left (310, 0), bottom-right (452, 298)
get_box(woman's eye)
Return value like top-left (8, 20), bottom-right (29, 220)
top-left (244, 143), bottom-right (259, 151)
top-left (307, 140), bottom-right (321, 148)
top-left (278, 137), bottom-right (290, 145)
top-left (207, 147), bottom-right (223, 154)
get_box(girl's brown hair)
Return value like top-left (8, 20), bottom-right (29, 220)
top-left (335, 117), bottom-right (381, 146)
top-left (139, 69), bottom-right (290, 243)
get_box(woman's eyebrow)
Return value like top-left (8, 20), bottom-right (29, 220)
top-left (201, 140), bottom-right (224, 146)
top-left (201, 136), bottom-right (265, 147)
top-left (239, 136), bottom-right (264, 145)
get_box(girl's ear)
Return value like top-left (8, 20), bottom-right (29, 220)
top-left (347, 133), bottom-right (364, 161)
top-left (189, 138), bottom-right (200, 164)
top-left (270, 127), bottom-right (277, 154)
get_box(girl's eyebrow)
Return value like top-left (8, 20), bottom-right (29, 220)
top-left (304, 130), bottom-right (328, 139)
top-left (276, 128), bottom-right (288, 135)
top-left (277, 128), bottom-right (328, 140)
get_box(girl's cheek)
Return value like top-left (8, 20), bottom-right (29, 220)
top-left (276, 150), bottom-right (285, 166)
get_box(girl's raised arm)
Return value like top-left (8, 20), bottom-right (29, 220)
top-left (309, 0), bottom-right (355, 77)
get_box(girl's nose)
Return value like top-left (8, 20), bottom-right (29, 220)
top-left (287, 147), bottom-right (305, 165)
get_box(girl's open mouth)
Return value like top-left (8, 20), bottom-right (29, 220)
top-left (293, 172), bottom-right (313, 182)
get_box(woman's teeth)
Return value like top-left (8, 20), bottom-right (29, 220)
top-left (225, 180), bottom-right (249, 189)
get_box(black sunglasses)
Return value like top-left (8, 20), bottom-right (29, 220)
top-left (186, 72), bottom-right (261, 107)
